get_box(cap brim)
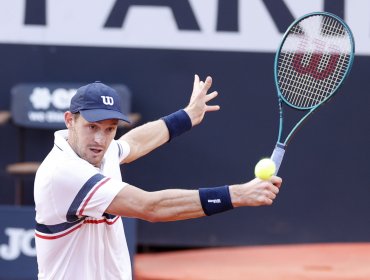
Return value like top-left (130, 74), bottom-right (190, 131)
top-left (80, 109), bottom-right (130, 123)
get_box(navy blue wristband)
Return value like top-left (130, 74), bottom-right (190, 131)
top-left (161, 109), bottom-right (192, 141)
top-left (199, 185), bottom-right (234, 216)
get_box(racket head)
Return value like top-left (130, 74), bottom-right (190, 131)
top-left (274, 12), bottom-right (355, 110)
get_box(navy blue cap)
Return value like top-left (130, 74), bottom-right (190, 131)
top-left (70, 81), bottom-right (130, 123)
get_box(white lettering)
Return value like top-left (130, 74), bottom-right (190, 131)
top-left (45, 111), bottom-right (65, 122)
top-left (0, 228), bottom-right (23, 260)
top-left (52, 88), bottom-right (76, 109)
top-left (28, 111), bottom-right (65, 123)
top-left (20, 230), bottom-right (36, 257)
top-left (29, 87), bottom-right (76, 110)
top-left (101, 96), bottom-right (114, 105)
top-left (28, 111), bottom-right (46, 122)
top-left (208, 199), bottom-right (221, 204)
top-left (0, 1), bottom-right (367, 54)
top-left (0, 228), bottom-right (36, 261)
top-left (30, 87), bottom-right (51, 110)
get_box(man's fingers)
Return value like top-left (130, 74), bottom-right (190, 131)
top-left (206, 105), bottom-right (220, 112)
top-left (264, 198), bottom-right (273, 205)
top-left (269, 185), bottom-right (280, 195)
top-left (193, 74), bottom-right (200, 89)
top-left (205, 91), bottom-right (219, 111)
top-left (203, 76), bottom-right (212, 90)
top-left (198, 76), bottom-right (212, 91)
top-left (194, 75), bottom-right (212, 95)
top-left (269, 175), bottom-right (282, 188)
top-left (205, 91), bottom-right (218, 102)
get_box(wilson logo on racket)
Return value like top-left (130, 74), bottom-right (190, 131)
top-left (292, 42), bottom-right (340, 80)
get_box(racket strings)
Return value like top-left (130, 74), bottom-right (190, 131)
top-left (285, 53), bottom-right (349, 108)
top-left (277, 14), bottom-right (352, 109)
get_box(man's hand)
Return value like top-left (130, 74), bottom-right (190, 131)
top-left (229, 176), bottom-right (283, 207)
top-left (184, 74), bottom-right (220, 126)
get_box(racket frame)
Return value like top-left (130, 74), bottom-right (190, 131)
top-left (271, 12), bottom-right (355, 173)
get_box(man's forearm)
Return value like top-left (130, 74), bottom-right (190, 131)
top-left (119, 119), bottom-right (170, 163)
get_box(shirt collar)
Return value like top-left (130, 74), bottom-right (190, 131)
top-left (54, 129), bottom-right (76, 157)
top-left (54, 129), bottom-right (106, 171)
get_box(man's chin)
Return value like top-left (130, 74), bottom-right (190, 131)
top-left (85, 156), bottom-right (102, 168)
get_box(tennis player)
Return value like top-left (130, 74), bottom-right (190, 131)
top-left (34, 75), bottom-right (282, 280)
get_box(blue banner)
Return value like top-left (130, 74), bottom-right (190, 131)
top-left (0, 206), bottom-right (136, 280)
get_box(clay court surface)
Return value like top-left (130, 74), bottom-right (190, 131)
top-left (135, 243), bottom-right (370, 280)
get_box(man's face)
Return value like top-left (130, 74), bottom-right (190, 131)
top-left (66, 113), bottom-right (118, 167)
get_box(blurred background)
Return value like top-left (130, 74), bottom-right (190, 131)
top-left (0, 1), bottom-right (369, 279)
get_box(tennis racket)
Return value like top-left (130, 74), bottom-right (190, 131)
top-left (270, 12), bottom-right (355, 174)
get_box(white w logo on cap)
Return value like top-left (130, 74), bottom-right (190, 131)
top-left (101, 96), bottom-right (114, 105)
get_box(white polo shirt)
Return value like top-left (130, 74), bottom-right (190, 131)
top-left (34, 130), bottom-right (131, 280)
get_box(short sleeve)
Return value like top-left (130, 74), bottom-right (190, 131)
top-left (52, 158), bottom-right (126, 221)
top-left (117, 140), bottom-right (130, 162)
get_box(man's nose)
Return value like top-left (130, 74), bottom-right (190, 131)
top-left (94, 131), bottom-right (104, 144)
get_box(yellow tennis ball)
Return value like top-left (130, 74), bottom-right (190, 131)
top-left (254, 158), bottom-right (276, 180)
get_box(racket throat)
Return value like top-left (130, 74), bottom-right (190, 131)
top-left (271, 143), bottom-right (286, 175)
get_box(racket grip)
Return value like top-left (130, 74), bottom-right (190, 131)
top-left (270, 143), bottom-right (286, 175)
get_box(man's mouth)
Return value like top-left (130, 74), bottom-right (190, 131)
top-left (90, 147), bottom-right (103, 154)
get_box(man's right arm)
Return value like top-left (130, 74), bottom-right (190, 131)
top-left (105, 176), bottom-right (282, 222)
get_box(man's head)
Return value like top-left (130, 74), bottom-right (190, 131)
top-left (69, 81), bottom-right (130, 123)
top-left (65, 82), bottom-right (130, 167)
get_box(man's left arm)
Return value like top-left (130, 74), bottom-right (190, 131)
top-left (119, 75), bottom-right (219, 163)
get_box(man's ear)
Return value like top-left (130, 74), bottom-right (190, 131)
top-left (64, 111), bottom-right (74, 128)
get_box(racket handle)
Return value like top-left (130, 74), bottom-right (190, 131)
top-left (270, 143), bottom-right (286, 175)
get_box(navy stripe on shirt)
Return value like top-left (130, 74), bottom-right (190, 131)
top-left (35, 214), bottom-right (118, 237)
top-left (66, 173), bottom-right (105, 222)
top-left (117, 142), bottom-right (122, 159)
top-left (36, 217), bottom-right (85, 234)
